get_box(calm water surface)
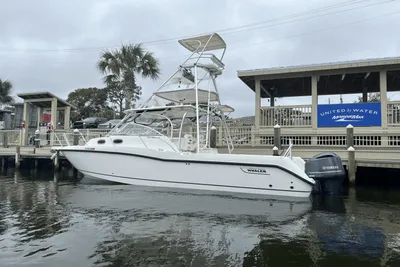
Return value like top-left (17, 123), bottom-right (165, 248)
top-left (1, 168), bottom-right (400, 267)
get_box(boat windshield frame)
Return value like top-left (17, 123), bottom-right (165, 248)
top-left (106, 104), bottom-right (228, 150)
top-left (107, 105), bottom-right (209, 137)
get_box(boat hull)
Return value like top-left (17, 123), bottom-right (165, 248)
top-left (60, 148), bottom-right (314, 199)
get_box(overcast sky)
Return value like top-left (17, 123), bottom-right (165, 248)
top-left (1, 0), bottom-right (399, 117)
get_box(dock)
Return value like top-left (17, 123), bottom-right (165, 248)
top-left (1, 125), bottom-right (400, 186)
top-left (0, 146), bottom-right (53, 158)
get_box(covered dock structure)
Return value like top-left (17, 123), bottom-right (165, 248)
top-left (217, 57), bottom-right (400, 170)
top-left (237, 56), bottom-right (400, 130)
top-left (16, 92), bottom-right (76, 146)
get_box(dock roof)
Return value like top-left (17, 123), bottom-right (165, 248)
top-left (237, 56), bottom-right (400, 98)
top-left (17, 92), bottom-right (76, 109)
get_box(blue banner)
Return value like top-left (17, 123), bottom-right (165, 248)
top-left (317, 102), bottom-right (381, 127)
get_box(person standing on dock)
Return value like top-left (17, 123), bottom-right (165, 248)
top-left (46, 121), bottom-right (54, 145)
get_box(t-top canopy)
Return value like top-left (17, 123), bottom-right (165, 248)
top-left (178, 33), bottom-right (226, 53)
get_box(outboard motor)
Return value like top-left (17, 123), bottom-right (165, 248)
top-left (305, 152), bottom-right (346, 195)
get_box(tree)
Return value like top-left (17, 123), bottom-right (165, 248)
top-left (93, 106), bottom-right (115, 120)
top-left (0, 79), bottom-right (14, 108)
top-left (67, 87), bottom-right (109, 121)
top-left (105, 80), bottom-right (126, 119)
top-left (355, 92), bottom-right (389, 103)
top-left (97, 43), bottom-right (160, 111)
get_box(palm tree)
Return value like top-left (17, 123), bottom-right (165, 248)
top-left (0, 79), bottom-right (14, 107)
top-left (97, 43), bottom-right (161, 111)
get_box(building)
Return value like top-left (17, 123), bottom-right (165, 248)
top-left (237, 56), bottom-right (400, 130)
top-left (14, 92), bottom-right (76, 145)
top-left (0, 109), bottom-right (13, 130)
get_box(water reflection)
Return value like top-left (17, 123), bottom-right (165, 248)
top-left (1, 168), bottom-right (400, 266)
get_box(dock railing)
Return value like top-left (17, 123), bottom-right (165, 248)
top-left (2, 118), bottom-right (400, 151)
top-left (259, 101), bottom-right (400, 127)
top-left (216, 125), bottom-right (400, 149)
top-left (260, 104), bottom-right (312, 127)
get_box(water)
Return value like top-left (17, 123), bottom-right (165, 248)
top-left (1, 169), bottom-right (400, 267)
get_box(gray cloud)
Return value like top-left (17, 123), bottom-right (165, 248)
top-left (0, 0), bottom-right (399, 117)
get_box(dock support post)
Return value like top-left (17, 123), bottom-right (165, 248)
top-left (273, 146), bottom-right (279, 156)
top-left (3, 132), bottom-right (8, 148)
top-left (54, 152), bottom-right (60, 171)
top-left (347, 146), bottom-right (356, 185)
top-left (346, 124), bottom-right (354, 148)
top-left (274, 124), bottom-right (281, 150)
top-left (35, 129), bottom-right (40, 148)
top-left (1, 157), bottom-right (5, 171)
top-left (73, 129), bottom-right (79, 145)
top-left (73, 167), bottom-right (78, 179)
top-left (210, 126), bottom-right (217, 148)
top-left (15, 146), bottom-right (20, 169)
top-left (34, 159), bottom-right (39, 170)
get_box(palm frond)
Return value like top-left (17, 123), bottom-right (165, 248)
top-left (97, 50), bottom-right (122, 76)
top-left (103, 74), bottom-right (118, 85)
top-left (139, 51), bottom-right (161, 80)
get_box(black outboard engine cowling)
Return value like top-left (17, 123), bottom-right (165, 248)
top-left (305, 152), bottom-right (346, 195)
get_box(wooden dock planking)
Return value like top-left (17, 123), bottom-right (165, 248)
top-left (0, 146), bottom-right (62, 159)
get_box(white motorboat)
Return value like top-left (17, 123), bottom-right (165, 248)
top-left (52, 33), bottom-right (317, 198)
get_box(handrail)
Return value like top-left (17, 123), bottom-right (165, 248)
top-left (53, 132), bottom-right (64, 147)
top-left (63, 133), bottom-right (70, 146)
top-left (178, 111), bottom-right (189, 149)
top-left (282, 139), bottom-right (293, 159)
top-left (79, 131), bottom-right (87, 144)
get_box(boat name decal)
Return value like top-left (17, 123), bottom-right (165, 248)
top-left (240, 167), bottom-right (270, 175)
top-left (85, 147), bottom-right (95, 151)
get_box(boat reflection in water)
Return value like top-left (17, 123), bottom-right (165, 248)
top-left (1, 169), bottom-right (400, 266)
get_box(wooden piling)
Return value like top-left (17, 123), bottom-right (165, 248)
top-left (73, 129), bottom-right (80, 145)
top-left (347, 146), bottom-right (356, 185)
top-left (73, 167), bottom-right (78, 179)
top-left (210, 126), bottom-right (217, 148)
top-left (273, 146), bottom-right (279, 156)
top-left (274, 124), bottom-right (281, 150)
top-left (35, 129), bottom-right (40, 148)
top-left (15, 146), bottom-right (21, 169)
top-left (346, 124), bottom-right (354, 148)
top-left (3, 132), bottom-right (8, 148)
top-left (54, 152), bottom-right (60, 171)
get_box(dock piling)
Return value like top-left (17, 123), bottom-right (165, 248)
top-left (347, 146), bottom-right (356, 184)
top-left (346, 124), bottom-right (354, 148)
top-left (73, 129), bottom-right (80, 145)
top-left (274, 124), bottom-right (281, 150)
top-left (35, 130), bottom-right (40, 148)
top-left (3, 132), bottom-right (8, 148)
top-left (54, 152), bottom-right (60, 171)
top-left (210, 126), bottom-right (217, 148)
top-left (272, 146), bottom-right (279, 156)
top-left (15, 146), bottom-right (20, 169)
